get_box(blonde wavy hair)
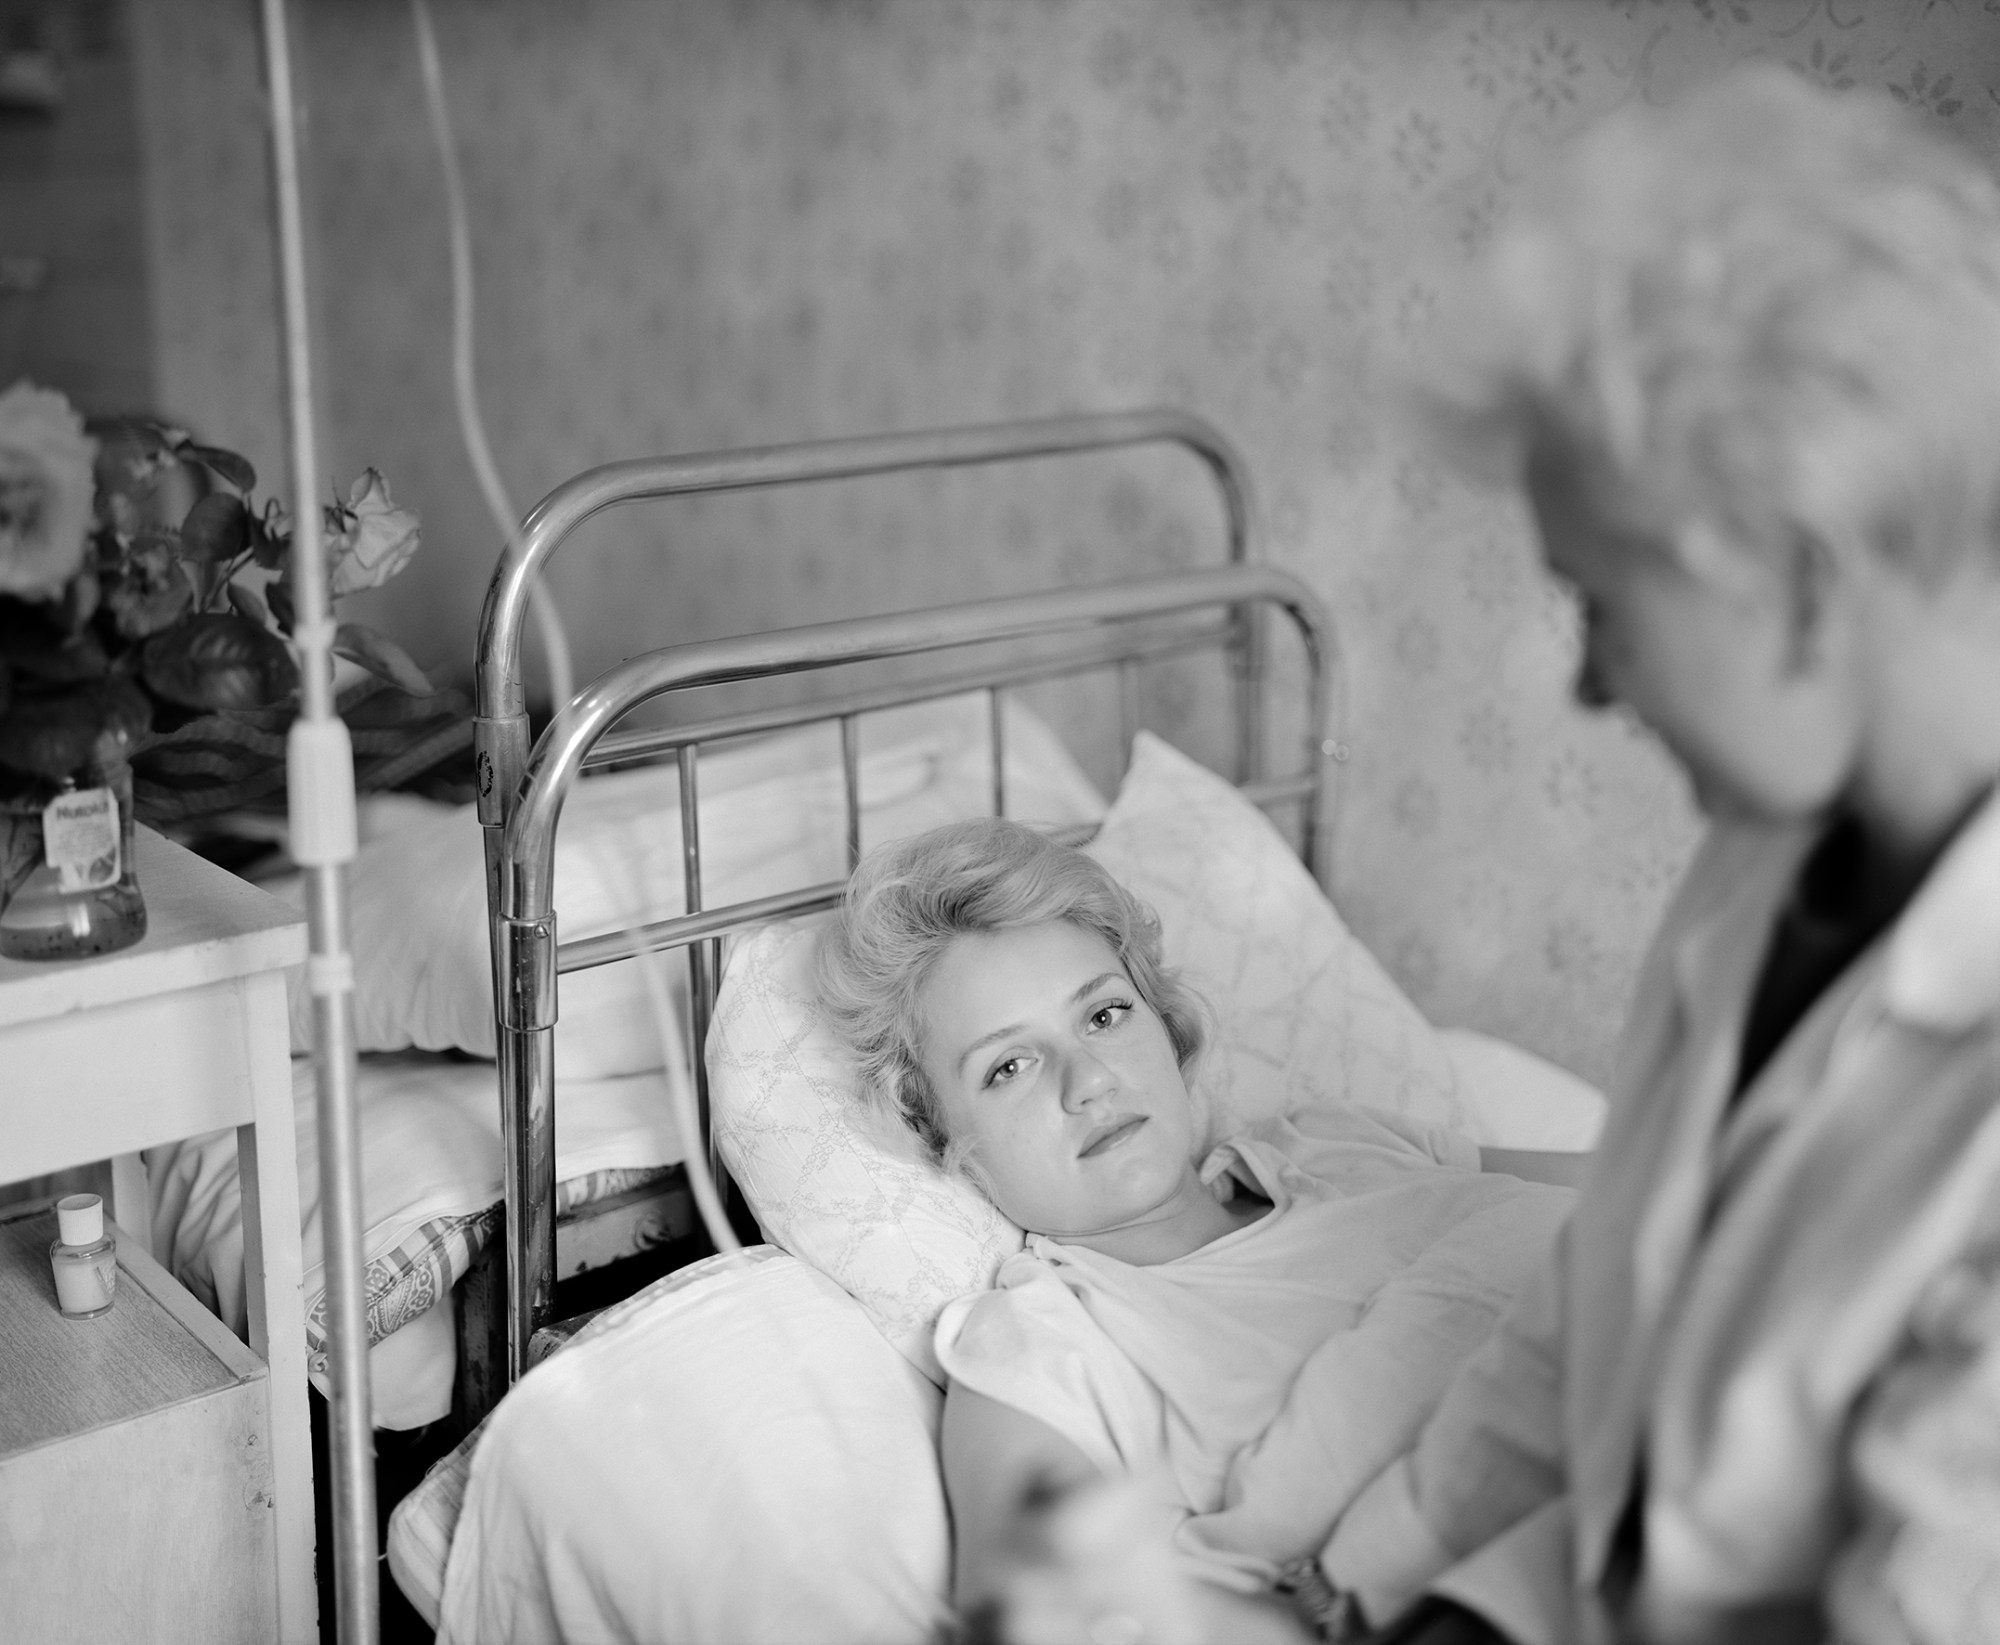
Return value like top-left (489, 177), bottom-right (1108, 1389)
top-left (1430, 64), bottom-right (2000, 587)
top-left (815, 817), bottom-right (1205, 1171)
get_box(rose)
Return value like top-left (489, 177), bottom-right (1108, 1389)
top-left (327, 469), bottom-right (421, 595)
top-left (0, 382), bottom-right (98, 602)
top-left (0, 392), bottom-right (431, 804)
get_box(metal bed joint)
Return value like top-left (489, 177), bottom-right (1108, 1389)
top-left (498, 915), bottom-right (558, 1032)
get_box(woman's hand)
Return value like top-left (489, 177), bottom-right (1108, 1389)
top-left (961, 1475), bottom-right (1314, 1645)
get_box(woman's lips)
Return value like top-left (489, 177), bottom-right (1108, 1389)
top-left (1080, 1115), bottom-right (1147, 1159)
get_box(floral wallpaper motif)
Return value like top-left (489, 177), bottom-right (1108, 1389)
top-left (130, 0), bottom-right (2000, 1085)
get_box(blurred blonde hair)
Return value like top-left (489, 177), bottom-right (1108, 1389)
top-left (1430, 64), bottom-right (2000, 586)
top-left (816, 817), bottom-right (1205, 1172)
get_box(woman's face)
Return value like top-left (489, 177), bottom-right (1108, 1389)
top-left (917, 921), bottom-right (1209, 1249)
top-left (1527, 451), bottom-right (1859, 825)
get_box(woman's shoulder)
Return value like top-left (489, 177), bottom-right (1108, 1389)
top-left (935, 1245), bottom-right (1120, 1368)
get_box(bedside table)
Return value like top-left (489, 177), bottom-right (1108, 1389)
top-left (0, 827), bottom-right (313, 1641)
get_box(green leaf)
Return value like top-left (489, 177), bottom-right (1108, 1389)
top-left (226, 582), bottom-right (271, 628)
top-left (183, 444), bottom-right (257, 493)
top-left (333, 623), bottom-right (431, 695)
top-left (140, 613), bottom-right (299, 710)
top-left (178, 492), bottom-right (249, 564)
top-left (120, 420), bottom-right (182, 457)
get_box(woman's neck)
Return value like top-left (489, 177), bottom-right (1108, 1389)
top-left (1058, 1169), bottom-right (1269, 1266)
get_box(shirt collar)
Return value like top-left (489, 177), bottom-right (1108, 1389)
top-left (1882, 783), bottom-right (2000, 1034)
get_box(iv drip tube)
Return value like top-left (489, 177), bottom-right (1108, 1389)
top-left (258, 2), bottom-right (379, 1641)
top-left (411, 0), bottom-right (576, 711)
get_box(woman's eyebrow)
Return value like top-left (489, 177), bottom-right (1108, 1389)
top-left (952, 971), bottom-right (1128, 1075)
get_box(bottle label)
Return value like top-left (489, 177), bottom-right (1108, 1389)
top-left (42, 787), bottom-right (120, 893)
top-left (54, 1251), bottom-right (117, 1316)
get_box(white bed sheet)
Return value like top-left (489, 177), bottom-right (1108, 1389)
top-left (394, 1036), bottom-right (1605, 1633)
top-left (431, 1247), bottom-right (949, 1645)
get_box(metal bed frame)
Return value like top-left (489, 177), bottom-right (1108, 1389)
top-left (469, 409), bottom-right (1338, 1406)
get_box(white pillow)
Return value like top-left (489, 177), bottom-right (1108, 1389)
top-left (1089, 733), bottom-right (1472, 1142)
top-left (282, 695), bottom-right (1105, 1079)
top-left (1438, 1027), bottom-right (1606, 1153)
top-left (430, 1247), bottom-right (949, 1645)
top-left (710, 731), bottom-right (1476, 1384)
top-left (710, 921), bottom-right (1023, 1383)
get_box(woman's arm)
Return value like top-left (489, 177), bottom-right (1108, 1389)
top-left (941, 1383), bottom-right (1101, 1612)
top-left (1478, 1146), bottom-right (1590, 1189)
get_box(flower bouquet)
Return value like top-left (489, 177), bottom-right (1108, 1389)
top-left (0, 381), bottom-right (431, 959)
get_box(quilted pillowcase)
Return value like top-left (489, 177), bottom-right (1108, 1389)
top-left (710, 924), bottom-right (1021, 1385)
top-left (1090, 732), bottom-right (1471, 1143)
top-left (710, 731), bottom-right (1473, 1384)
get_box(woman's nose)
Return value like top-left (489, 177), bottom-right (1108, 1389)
top-left (1060, 1052), bottom-right (1117, 1112)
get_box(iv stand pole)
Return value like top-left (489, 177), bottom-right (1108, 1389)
top-left (260, 1), bottom-right (379, 1639)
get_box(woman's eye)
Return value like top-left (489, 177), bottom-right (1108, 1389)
top-left (1088, 1000), bottom-right (1132, 1031)
top-left (984, 1056), bottom-right (1026, 1088)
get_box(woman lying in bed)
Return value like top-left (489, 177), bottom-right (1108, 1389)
top-left (816, 819), bottom-right (1577, 1640)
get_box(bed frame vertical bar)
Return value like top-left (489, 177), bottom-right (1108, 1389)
top-left (1118, 659), bottom-right (1142, 770)
top-left (987, 689), bottom-right (1007, 818)
top-left (1232, 606), bottom-right (1263, 788)
top-left (702, 931), bottom-right (725, 1217)
top-left (839, 715), bottom-right (862, 869)
top-left (495, 1006), bottom-right (556, 1382)
top-left (677, 745), bottom-right (711, 1137)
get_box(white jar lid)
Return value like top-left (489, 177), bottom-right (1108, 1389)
top-left (56, 1193), bottom-right (104, 1246)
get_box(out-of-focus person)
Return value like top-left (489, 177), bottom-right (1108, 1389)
top-left (1314, 62), bottom-right (2000, 1645)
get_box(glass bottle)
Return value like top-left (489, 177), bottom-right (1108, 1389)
top-left (0, 730), bottom-right (147, 962)
top-left (49, 1193), bottom-right (117, 1319)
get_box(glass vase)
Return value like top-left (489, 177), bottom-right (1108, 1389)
top-left (0, 732), bottom-right (147, 961)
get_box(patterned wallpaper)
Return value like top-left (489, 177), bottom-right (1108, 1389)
top-left (129, 0), bottom-right (2000, 1085)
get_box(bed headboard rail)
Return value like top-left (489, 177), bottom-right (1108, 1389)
top-left (475, 408), bottom-right (1255, 839)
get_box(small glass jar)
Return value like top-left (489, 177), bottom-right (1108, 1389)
top-left (49, 1192), bottom-right (117, 1319)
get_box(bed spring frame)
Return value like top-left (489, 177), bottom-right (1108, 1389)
top-left (472, 409), bottom-right (1339, 1399)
